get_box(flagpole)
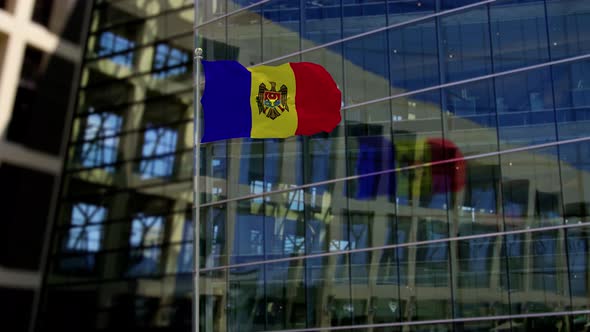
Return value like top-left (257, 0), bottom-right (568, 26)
top-left (193, 46), bottom-right (203, 332)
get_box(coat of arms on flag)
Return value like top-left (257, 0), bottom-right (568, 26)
top-left (256, 81), bottom-right (289, 120)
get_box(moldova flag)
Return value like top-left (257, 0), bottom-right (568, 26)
top-left (200, 61), bottom-right (342, 143)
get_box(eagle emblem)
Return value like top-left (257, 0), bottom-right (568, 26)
top-left (256, 81), bottom-right (289, 120)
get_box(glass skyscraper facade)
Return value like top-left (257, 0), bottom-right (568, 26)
top-left (37, 0), bottom-right (590, 331)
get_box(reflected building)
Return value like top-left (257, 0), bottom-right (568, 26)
top-left (0, 1), bottom-right (91, 331)
top-left (37, 1), bottom-right (590, 332)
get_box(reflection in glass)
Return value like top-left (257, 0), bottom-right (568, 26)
top-left (554, 59), bottom-right (590, 140)
top-left (139, 126), bottom-right (178, 179)
top-left (78, 111), bottom-right (122, 170)
top-left (42, 0), bottom-right (590, 331)
top-left (65, 203), bottom-right (106, 252)
top-left (389, 19), bottom-right (438, 93)
top-left (97, 31), bottom-right (135, 66)
top-left (342, 0), bottom-right (387, 38)
top-left (440, 6), bottom-right (492, 82)
top-left (152, 43), bottom-right (190, 79)
top-left (344, 31), bottom-right (389, 105)
top-left (61, 203), bottom-right (106, 271)
top-left (501, 147), bottom-right (562, 230)
top-left (547, 0), bottom-right (590, 60)
top-left (262, 0), bottom-right (300, 62)
top-left (127, 214), bottom-right (164, 276)
top-left (302, 0), bottom-right (342, 44)
top-left (490, 0), bottom-right (549, 72)
top-left (496, 68), bottom-right (556, 148)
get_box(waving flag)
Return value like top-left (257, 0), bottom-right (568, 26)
top-left (200, 61), bottom-right (342, 143)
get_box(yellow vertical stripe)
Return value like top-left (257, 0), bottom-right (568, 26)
top-left (249, 64), bottom-right (298, 138)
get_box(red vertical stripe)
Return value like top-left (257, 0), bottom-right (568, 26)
top-left (427, 138), bottom-right (466, 193)
top-left (290, 62), bottom-right (342, 135)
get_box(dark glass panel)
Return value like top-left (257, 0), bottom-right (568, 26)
top-left (490, 0), bottom-right (550, 72)
top-left (454, 233), bottom-right (510, 318)
top-left (501, 146), bottom-right (562, 230)
top-left (262, 0), bottom-right (300, 61)
top-left (201, 269), bottom-right (227, 332)
top-left (560, 141), bottom-right (590, 225)
top-left (227, 7), bottom-right (262, 65)
top-left (391, 91), bottom-right (442, 143)
top-left (265, 261), bottom-right (307, 330)
top-left (303, 0), bottom-right (342, 44)
top-left (443, 79), bottom-right (498, 156)
top-left (547, 0), bottom-right (590, 60)
top-left (199, 0), bottom-right (226, 22)
top-left (40, 284), bottom-right (99, 331)
top-left (0, 163), bottom-right (53, 270)
top-left (198, 21), bottom-right (233, 60)
top-left (32, 0), bottom-right (54, 27)
top-left (389, 19), bottom-right (439, 93)
top-left (407, 324), bottom-right (452, 332)
top-left (553, 59), bottom-right (590, 140)
top-left (0, 288), bottom-right (34, 332)
top-left (455, 319), bottom-right (514, 331)
top-left (227, 0), bottom-right (266, 13)
top-left (402, 242), bottom-right (452, 321)
top-left (454, 156), bottom-right (502, 237)
top-left (521, 315), bottom-right (571, 332)
top-left (439, 5), bottom-right (492, 82)
top-left (48, 242), bottom-right (193, 283)
top-left (441, 0), bottom-right (491, 10)
top-left (7, 47), bottom-right (74, 155)
top-left (496, 68), bottom-right (556, 148)
top-left (342, 0), bottom-right (387, 38)
top-left (503, 230), bottom-right (569, 316)
top-left (202, 140), bottom-right (229, 204)
top-left (343, 31), bottom-right (389, 106)
top-left (388, 0), bottom-right (435, 25)
top-left (566, 227), bottom-right (590, 311)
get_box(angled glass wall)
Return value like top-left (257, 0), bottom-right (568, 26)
top-left (38, 0), bottom-right (590, 332)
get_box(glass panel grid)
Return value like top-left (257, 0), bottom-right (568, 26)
top-left (40, 0), bottom-right (590, 331)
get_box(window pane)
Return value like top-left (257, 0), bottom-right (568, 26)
top-left (440, 6), bottom-right (492, 82)
top-left (553, 59), bottom-right (590, 140)
top-left (390, 19), bottom-right (439, 93)
top-left (496, 68), bottom-right (556, 148)
top-left (139, 126), bottom-right (178, 179)
top-left (262, 0), bottom-right (300, 61)
top-left (490, 0), bottom-right (550, 72)
top-left (547, 0), bottom-right (590, 60)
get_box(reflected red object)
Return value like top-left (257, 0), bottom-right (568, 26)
top-left (426, 138), bottom-right (466, 193)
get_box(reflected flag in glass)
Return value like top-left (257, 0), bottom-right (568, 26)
top-left (355, 136), bottom-right (466, 200)
top-left (200, 61), bottom-right (342, 142)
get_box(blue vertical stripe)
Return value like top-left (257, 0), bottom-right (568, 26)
top-left (201, 61), bottom-right (252, 143)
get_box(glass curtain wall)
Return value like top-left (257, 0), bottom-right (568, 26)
top-left (36, 0), bottom-right (195, 331)
top-left (37, 0), bottom-right (590, 332)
